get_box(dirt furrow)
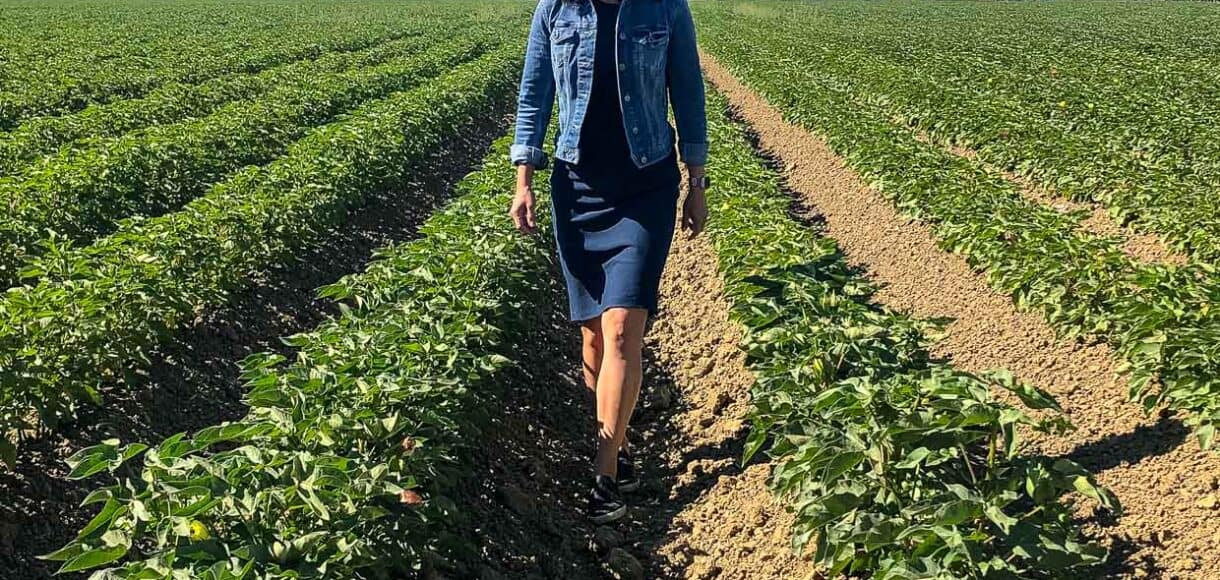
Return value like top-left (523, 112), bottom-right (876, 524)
top-left (702, 52), bottom-right (1220, 579)
top-left (642, 210), bottom-right (813, 579)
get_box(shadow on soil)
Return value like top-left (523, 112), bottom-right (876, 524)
top-left (1062, 414), bottom-right (1188, 474)
top-left (0, 114), bottom-right (510, 580)
top-left (1058, 415), bottom-right (1185, 579)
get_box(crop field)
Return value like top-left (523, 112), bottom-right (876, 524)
top-left (1, 0), bottom-right (1219, 578)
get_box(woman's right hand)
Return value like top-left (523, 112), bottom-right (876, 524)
top-left (510, 184), bottom-right (537, 235)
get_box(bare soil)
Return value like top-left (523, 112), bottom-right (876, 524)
top-left (702, 52), bottom-right (1220, 579)
top-left (645, 219), bottom-right (812, 579)
top-left (441, 200), bottom-right (811, 579)
top-left (0, 114), bottom-right (510, 580)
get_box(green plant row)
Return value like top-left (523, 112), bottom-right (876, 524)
top-left (697, 2), bottom-right (1220, 265)
top-left (0, 32), bottom-right (448, 176)
top-left (0, 23), bottom-right (408, 131)
top-left (715, 1), bottom-right (1220, 173)
top-left (699, 22), bottom-right (1220, 452)
top-left (771, 15), bottom-right (1220, 266)
top-left (42, 133), bottom-right (554, 578)
top-left (702, 88), bottom-right (1118, 579)
top-left (0, 45), bottom-right (524, 464)
top-left (0, 0), bottom-right (525, 131)
top-left (0, 34), bottom-right (495, 289)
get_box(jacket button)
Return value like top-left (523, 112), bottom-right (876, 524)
top-left (641, 156), bottom-right (648, 163)
top-left (618, 63), bottom-right (626, 71)
top-left (624, 94), bottom-right (632, 102)
top-left (632, 126), bottom-right (639, 134)
top-left (619, 33), bottom-right (626, 40)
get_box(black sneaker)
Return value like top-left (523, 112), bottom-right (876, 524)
top-left (617, 448), bottom-right (640, 493)
top-left (589, 475), bottom-right (627, 524)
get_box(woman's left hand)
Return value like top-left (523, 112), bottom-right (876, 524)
top-left (682, 173), bottom-right (708, 238)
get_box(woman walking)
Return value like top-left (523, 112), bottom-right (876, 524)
top-left (508, 0), bottom-right (708, 523)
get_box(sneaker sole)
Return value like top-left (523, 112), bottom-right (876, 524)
top-left (617, 479), bottom-right (641, 493)
top-left (590, 503), bottom-right (627, 524)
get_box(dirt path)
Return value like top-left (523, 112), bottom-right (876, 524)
top-left (702, 53), bottom-right (1220, 579)
top-left (642, 213), bottom-right (812, 579)
top-left (447, 208), bottom-right (811, 579)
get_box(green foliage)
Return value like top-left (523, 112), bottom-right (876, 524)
top-left (0, 31), bottom-right (448, 175)
top-left (697, 0), bottom-right (1220, 264)
top-left (0, 45), bottom-right (525, 460)
top-left (696, 3), bottom-right (1220, 453)
top-left (0, 0), bottom-right (522, 129)
top-left (43, 134), bottom-right (553, 577)
top-left (702, 89), bottom-right (1117, 578)
top-left (0, 32), bottom-right (500, 287)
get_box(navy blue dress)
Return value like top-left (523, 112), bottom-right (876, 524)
top-left (550, 0), bottom-right (681, 322)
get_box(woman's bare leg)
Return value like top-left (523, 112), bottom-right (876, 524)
top-left (594, 307), bottom-right (647, 477)
top-left (582, 317), bottom-right (634, 455)
top-left (580, 319), bottom-right (603, 395)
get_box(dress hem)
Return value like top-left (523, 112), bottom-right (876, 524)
top-left (569, 301), bottom-right (659, 324)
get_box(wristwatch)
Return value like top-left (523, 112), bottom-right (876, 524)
top-left (688, 174), bottom-right (711, 189)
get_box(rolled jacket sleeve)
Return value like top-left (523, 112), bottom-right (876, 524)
top-left (667, 0), bottom-right (708, 166)
top-left (511, 0), bottom-right (556, 169)
top-left (510, 143), bottom-right (549, 169)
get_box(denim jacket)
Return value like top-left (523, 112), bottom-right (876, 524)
top-left (510, 0), bottom-right (708, 170)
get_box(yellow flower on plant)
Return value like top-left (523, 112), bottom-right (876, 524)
top-left (189, 520), bottom-right (211, 541)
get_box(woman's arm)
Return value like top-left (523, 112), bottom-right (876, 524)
top-left (510, 0), bottom-right (554, 235)
top-left (668, 0), bottom-right (709, 237)
top-left (667, 0), bottom-right (708, 169)
top-left (511, 163), bottom-right (538, 234)
top-left (510, 0), bottom-right (556, 170)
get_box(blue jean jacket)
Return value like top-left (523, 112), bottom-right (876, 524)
top-left (510, 0), bottom-right (708, 170)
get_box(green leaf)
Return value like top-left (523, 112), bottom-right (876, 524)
top-left (741, 426), bottom-right (768, 466)
top-left (934, 501), bottom-right (976, 526)
top-left (1197, 423), bottom-right (1216, 450)
top-left (983, 504), bottom-right (1018, 535)
top-left (893, 447), bottom-right (931, 469)
top-left (1072, 476), bottom-right (1119, 513)
top-left (37, 542), bottom-right (83, 563)
top-left (77, 498), bottom-right (123, 539)
top-left (821, 451), bottom-right (865, 484)
top-left (58, 544), bottom-right (127, 573)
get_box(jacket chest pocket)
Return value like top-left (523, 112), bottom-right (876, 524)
top-left (629, 26), bottom-right (669, 72)
top-left (550, 25), bottom-right (581, 65)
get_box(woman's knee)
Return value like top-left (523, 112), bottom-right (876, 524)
top-left (601, 308), bottom-right (645, 353)
top-left (581, 321), bottom-right (604, 351)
